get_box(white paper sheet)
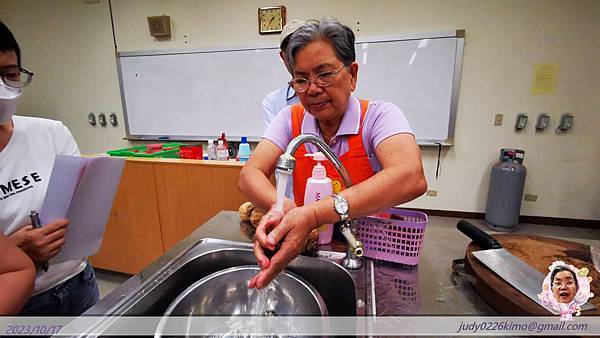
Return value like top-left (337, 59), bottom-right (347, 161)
top-left (39, 155), bottom-right (90, 225)
top-left (41, 155), bottom-right (125, 264)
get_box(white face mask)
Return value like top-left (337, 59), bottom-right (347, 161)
top-left (0, 81), bottom-right (22, 124)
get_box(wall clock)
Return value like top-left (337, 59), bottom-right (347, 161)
top-left (258, 6), bottom-right (286, 34)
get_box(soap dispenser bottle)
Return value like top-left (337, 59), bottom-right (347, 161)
top-left (304, 152), bottom-right (334, 244)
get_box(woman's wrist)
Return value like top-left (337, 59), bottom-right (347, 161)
top-left (310, 196), bottom-right (341, 227)
top-left (310, 204), bottom-right (320, 230)
top-left (283, 198), bottom-right (296, 213)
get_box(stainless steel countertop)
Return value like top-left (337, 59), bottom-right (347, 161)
top-left (60, 208), bottom-right (600, 338)
top-left (94, 210), bottom-right (600, 316)
top-left (191, 211), bottom-right (498, 315)
top-left (184, 211), bottom-right (599, 315)
top-left (92, 210), bottom-right (494, 316)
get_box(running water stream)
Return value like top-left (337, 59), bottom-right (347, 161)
top-left (210, 169), bottom-right (296, 337)
top-left (275, 169), bottom-right (292, 212)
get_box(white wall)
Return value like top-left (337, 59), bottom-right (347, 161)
top-left (1, 0), bottom-right (127, 153)
top-left (1, 0), bottom-right (599, 220)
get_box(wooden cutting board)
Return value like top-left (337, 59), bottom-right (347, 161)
top-left (465, 234), bottom-right (600, 316)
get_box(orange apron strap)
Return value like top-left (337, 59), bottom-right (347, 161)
top-left (290, 104), bottom-right (305, 138)
top-left (290, 104), bottom-right (308, 203)
top-left (347, 100), bottom-right (369, 151)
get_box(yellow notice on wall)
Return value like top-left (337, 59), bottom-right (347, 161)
top-left (530, 63), bottom-right (560, 95)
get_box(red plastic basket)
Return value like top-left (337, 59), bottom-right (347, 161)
top-left (357, 208), bottom-right (428, 265)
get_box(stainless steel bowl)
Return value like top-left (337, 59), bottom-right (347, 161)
top-left (155, 265), bottom-right (327, 337)
top-left (164, 265), bottom-right (327, 316)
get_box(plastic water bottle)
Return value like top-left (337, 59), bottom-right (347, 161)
top-left (207, 139), bottom-right (217, 160)
top-left (216, 139), bottom-right (229, 161)
top-left (238, 136), bottom-right (251, 163)
top-left (219, 132), bottom-right (228, 149)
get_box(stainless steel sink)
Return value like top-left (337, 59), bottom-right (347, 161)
top-left (161, 265), bottom-right (328, 316)
top-left (79, 238), bottom-right (370, 336)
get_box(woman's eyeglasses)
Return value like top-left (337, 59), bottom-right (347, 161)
top-left (289, 65), bottom-right (346, 93)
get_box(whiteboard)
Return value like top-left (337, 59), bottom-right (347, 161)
top-left (117, 30), bottom-right (464, 143)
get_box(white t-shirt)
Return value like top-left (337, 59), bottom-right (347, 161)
top-left (0, 116), bottom-right (86, 294)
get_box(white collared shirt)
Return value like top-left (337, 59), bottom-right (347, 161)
top-left (262, 85), bottom-right (300, 131)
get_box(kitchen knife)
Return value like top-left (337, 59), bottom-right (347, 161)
top-left (457, 220), bottom-right (595, 313)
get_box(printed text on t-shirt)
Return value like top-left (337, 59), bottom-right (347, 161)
top-left (0, 172), bottom-right (42, 200)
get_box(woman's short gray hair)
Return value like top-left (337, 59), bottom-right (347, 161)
top-left (286, 17), bottom-right (355, 71)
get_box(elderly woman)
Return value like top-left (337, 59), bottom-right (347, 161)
top-left (551, 266), bottom-right (579, 304)
top-left (239, 17), bottom-right (427, 289)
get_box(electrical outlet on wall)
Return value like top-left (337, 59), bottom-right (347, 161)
top-left (515, 113), bottom-right (528, 131)
top-left (536, 113), bottom-right (550, 131)
top-left (556, 113), bottom-right (574, 133)
top-left (494, 114), bottom-right (503, 126)
top-left (98, 112), bottom-right (107, 127)
top-left (109, 113), bottom-right (118, 127)
top-left (524, 194), bottom-right (538, 202)
top-left (426, 190), bottom-right (438, 197)
top-left (87, 112), bottom-right (96, 126)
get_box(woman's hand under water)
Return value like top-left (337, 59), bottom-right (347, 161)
top-left (249, 205), bottom-right (318, 289)
top-left (252, 200), bottom-right (294, 269)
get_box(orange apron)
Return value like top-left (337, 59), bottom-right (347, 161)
top-left (291, 99), bottom-right (376, 205)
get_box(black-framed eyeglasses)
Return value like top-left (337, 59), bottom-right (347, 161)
top-left (289, 65), bottom-right (346, 93)
top-left (1, 67), bottom-right (34, 88)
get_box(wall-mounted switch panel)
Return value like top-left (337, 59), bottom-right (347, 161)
top-left (109, 113), bottom-right (118, 127)
top-left (426, 190), bottom-right (438, 197)
top-left (515, 113), bottom-right (528, 131)
top-left (556, 113), bottom-right (573, 133)
top-left (98, 112), bottom-right (107, 127)
top-left (494, 114), bottom-right (503, 126)
top-left (524, 194), bottom-right (538, 202)
top-left (535, 113), bottom-right (550, 131)
top-left (88, 112), bottom-right (96, 126)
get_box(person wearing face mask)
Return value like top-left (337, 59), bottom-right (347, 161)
top-left (0, 21), bottom-right (99, 315)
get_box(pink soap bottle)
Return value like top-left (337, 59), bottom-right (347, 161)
top-left (304, 152), bottom-right (334, 244)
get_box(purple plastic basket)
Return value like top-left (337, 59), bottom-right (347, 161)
top-left (357, 208), bottom-right (428, 265)
top-left (374, 263), bottom-right (420, 314)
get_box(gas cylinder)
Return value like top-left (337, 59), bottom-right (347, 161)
top-left (485, 149), bottom-right (527, 230)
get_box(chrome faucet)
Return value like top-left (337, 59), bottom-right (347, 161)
top-left (276, 134), bottom-right (364, 269)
